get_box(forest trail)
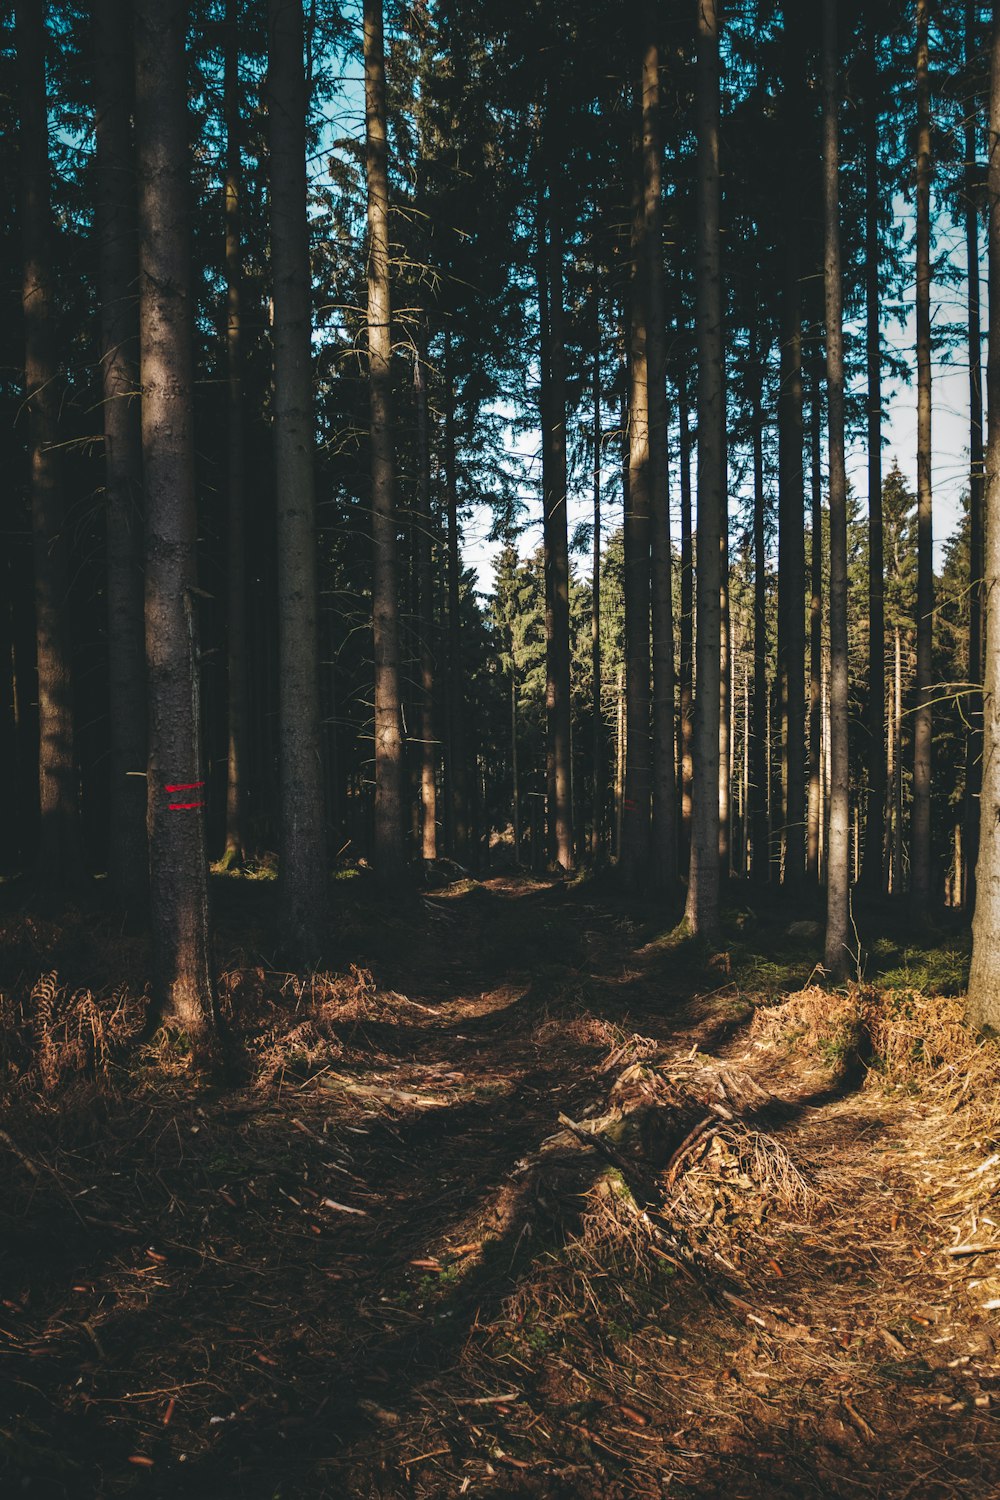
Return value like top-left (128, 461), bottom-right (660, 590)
top-left (3, 875), bottom-right (1000, 1498)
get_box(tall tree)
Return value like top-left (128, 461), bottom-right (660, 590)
top-left (860, 18), bottom-right (886, 892)
top-left (911, 0), bottom-right (934, 911)
top-left (537, 117), bottom-right (574, 872)
top-left (95, 0), bottom-right (146, 904)
top-left (964, 0), bottom-right (986, 908)
top-left (17, 0), bottom-right (83, 885)
top-left (268, 0), bottom-right (327, 955)
top-left (222, 0), bottom-right (249, 870)
top-left (777, 2), bottom-right (806, 887)
top-left (750, 328), bottom-right (769, 882)
top-left (684, 0), bottom-right (723, 937)
top-left (413, 343), bottom-right (437, 864)
top-left (365, 0), bottom-right (406, 882)
top-left (135, 0), bottom-right (216, 1044)
top-left (645, 23), bottom-right (677, 893)
top-left (590, 310), bottom-right (604, 859)
top-left (967, 0), bottom-right (1000, 1029)
top-left (821, 0), bottom-right (852, 978)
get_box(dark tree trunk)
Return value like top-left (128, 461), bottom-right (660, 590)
top-left (911, 0), bottom-right (934, 913)
top-left (678, 395), bottom-right (694, 864)
top-left (684, 0), bottom-right (723, 938)
top-left (364, 0), bottom-right (406, 884)
top-left (16, 0), bottom-right (83, 886)
top-left (591, 308), bottom-right (604, 860)
top-left (443, 331), bottom-right (469, 864)
top-left (967, 0), bottom-right (1000, 1028)
top-left (135, 0), bottom-right (217, 1044)
top-left (539, 142), bottom-right (574, 872)
top-left (95, 0), bottom-right (146, 905)
top-left (267, 0), bottom-right (327, 958)
top-left (643, 26), bottom-right (677, 893)
top-left (222, 0), bottom-right (249, 870)
top-left (807, 364), bottom-right (823, 880)
top-left (414, 342), bottom-right (437, 864)
top-left (860, 23), bottom-right (886, 892)
top-left (821, 0), bottom-right (853, 978)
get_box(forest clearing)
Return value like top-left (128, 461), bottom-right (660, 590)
top-left (3, 873), bottom-right (1000, 1498)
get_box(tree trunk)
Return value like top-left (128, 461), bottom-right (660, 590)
top-left (620, 128), bottom-right (652, 887)
top-left (967, 1), bottom-right (1000, 1028)
top-left (222, 0), bottom-right (249, 870)
top-left (750, 330), bottom-right (769, 881)
top-left (268, 0), bottom-right (327, 958)
top-left (860, 23), bottom-right (886, 892)
top-left (135, 0), bottom-right (217, 1045)
top-left (684, 0), bottom-right (723, 938)
top-left (965, 0), bottom-right (986, 912)
top-left (17, 0), bottom-right (83, 886)
top-left (807, 365), bottom-right (823, 880)
top-left (95, 0), bottom-right (146, 905)
top-left (893, 625), bottom-right (904, 891)
top-left (911, 0), bottom-right (934, 913)
top-left (679, 396), bottom-right (694, 865)
top-left (364, 0), bottom-right (406, 884)
top-left (538, 138), bottom-right (574, 872)
top-left (643, 27), bottom-right (677, 893)
top-left (413, 343), bottom-right (437, 864)
top-left (443, 331), bottom-right (469, 863)
top-left (591, 314), bottom-right (603, 860)
top-left (821, 0), bottom-right (853, 979)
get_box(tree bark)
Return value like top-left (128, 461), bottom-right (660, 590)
top-left (95, 0), bottom-right (147, 905)
top-left (17, 0), bottom-right (83, 887)
top-left (911, 0), bottom-right (934, 913)
top-left (684, 0), bottom-right (723, 938)
top-left (443, 331), bottom-right (469, 863)
top-left (364, 0), bottom-right (406, 884)
top-left (135, 0), bottom-right (217, 1045)
top-left (620, 124), bottom-right (652, 887)
top-left (267, 0), bottom-right (327, 957)
top-left (807, 365), bottom-right (823, 880)
top-left (413, 342), bottom-right (437, 864)
top-left (965, 0), bottom-right (986, 911)
top-left (643, 26), bottom-right (677, 893)
top-left (538, 136), bottom-right (574, 872)
top-left (860, 23), bottom-right (886, 892)
top-left (967, 1), bottom-right (1000, 1029)
top-left (591, 309), bottom-right (603, 860)
top-left (222, 0), bottom-right (249, 870)
top-left (679, 395), bottom-right (694, 864)
top-left (750, 328), bottom-right (769, 882)
top-left (821, 0), bottom-right (853, 979)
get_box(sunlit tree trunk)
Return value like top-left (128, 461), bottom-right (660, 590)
top-left (821, 0), bottom-right (853, 978)
top-left (965, 0), bottom-right (986, 911)
top-left (95, 0), bottom-right (146, 905)
top-left (443, 331), bottom-right (469, 864)
top-left (364, 0), bottom-right (406, 883)
top-left (750, 329), bottom-right (769, 882)
top-left (222, 0), bottom-right (249, 870)
top-left (911, 0), bottom-right (934, 913)
top-left (135, 0), bottom-right (217, 1045)
top-left (17, 0), bottom-right (83, 887)
top-left (684, 0), bottom-right (723, 938)
top-left (860, 24), bottom-right (886, 892)
top-left (591, 314), bottom-right (604, 860)
top-left (967, 2), bottom-right (1000, 1029)
top-left (268, 0), bottom-right (327, 956)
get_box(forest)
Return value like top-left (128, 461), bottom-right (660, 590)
top-left (5, 0), bottom-right (1000, 1493)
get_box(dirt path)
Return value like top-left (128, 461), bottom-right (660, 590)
top-left (3, 876), bottom-right (1000, 1497)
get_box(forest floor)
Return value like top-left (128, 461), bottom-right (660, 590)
top-left (2, 871), bottom-right (1000, 1498)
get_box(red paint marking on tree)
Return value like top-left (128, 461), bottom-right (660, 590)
top-left (167, 801), bottom-right (205, 811)
top-left (164, 780), bottom-right (205, 792)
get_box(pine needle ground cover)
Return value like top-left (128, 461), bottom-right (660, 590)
top-left (3, 877), bottom-right (1000, 1497)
